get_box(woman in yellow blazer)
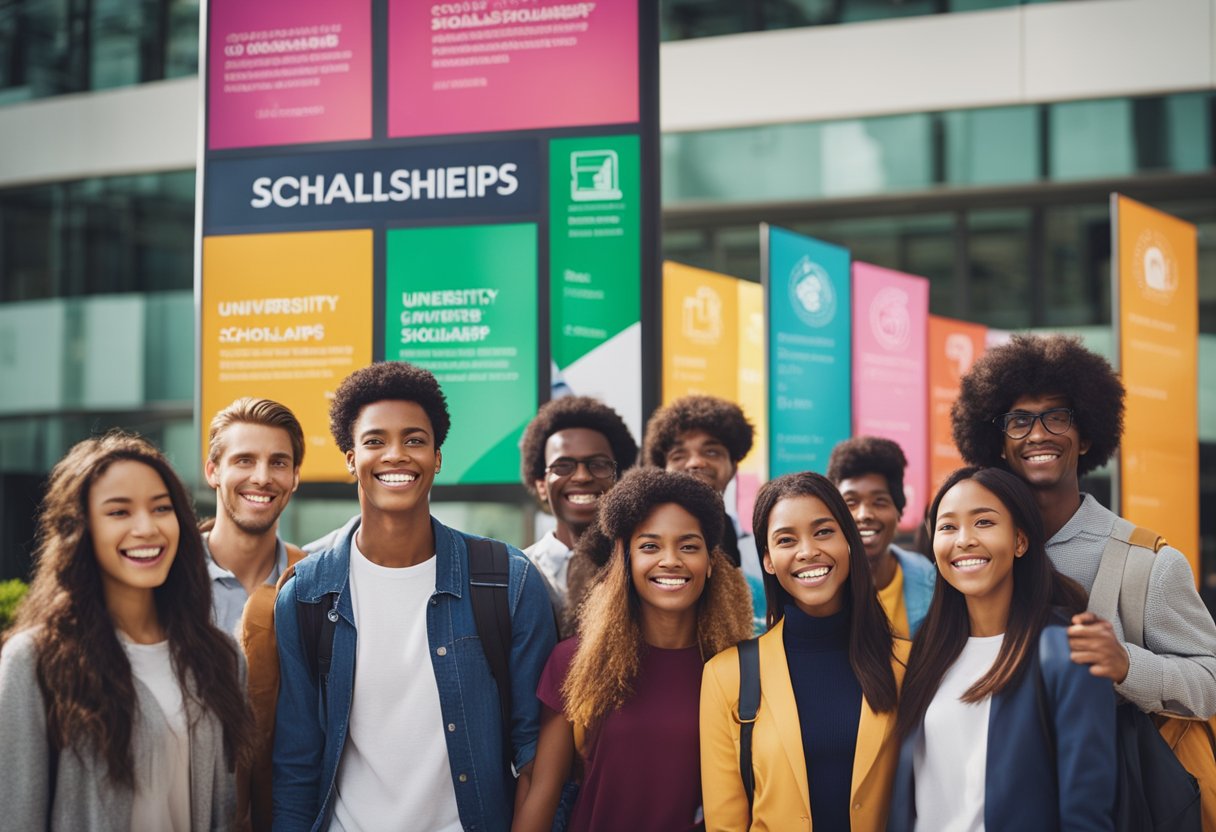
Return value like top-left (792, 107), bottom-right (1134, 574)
top-left (701, 471), bottom-right (910, 831)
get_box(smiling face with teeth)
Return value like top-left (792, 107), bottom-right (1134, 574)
top-left (932, 479), bottom-right (1026, 617)
top-left (838, 473), bottom-right (902, 586)
top-left (762, 495), bottom-right (851, 618)
top-left (205, 422), bottom-right (299, 537)
top-left (537, 427), bottom-right (617, 548)
top-left (88, 460), bottom-right (180, 599)
top-left (1000, 393), bottom-right (1090, 496)
top-left (628, 502), bottom-right (711, 637)
top-left (348, 400), bottom-right (441, 526)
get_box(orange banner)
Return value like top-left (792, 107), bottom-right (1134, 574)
top-left (927, 316), bottom-right (988, 497)
top-left (1113, 194), bottom-right (1199, 577)
top-left (201, 229), bottom-right (374, 482)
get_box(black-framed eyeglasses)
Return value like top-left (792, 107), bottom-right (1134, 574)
top-left (993, 408), bottom-right (1075, 440)
top-left (545, 457), bottom-right (617, 479)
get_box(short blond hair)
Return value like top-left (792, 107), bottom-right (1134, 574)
top-left (208, 397), bottom-right (304, 467)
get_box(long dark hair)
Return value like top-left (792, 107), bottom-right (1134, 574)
top-left (6, 432), bottom-right (252, 784)
top-left (752, 471), bottom-right (899, 713)
top-left (895, 466), bottom-right (1087, 741)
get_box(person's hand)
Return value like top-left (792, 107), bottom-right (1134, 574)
top-left (1068, 612), bottom-right (1130, 683)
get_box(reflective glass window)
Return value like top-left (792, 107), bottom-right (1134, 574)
top-left (966, 209), bottom-right (1032, 329)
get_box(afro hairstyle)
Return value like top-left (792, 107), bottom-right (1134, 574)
top-left (641, 395), bottom-right (754, 468)
top-left (951, 334), bottom-right (1124, 476)
top-left (826, 436), bottom-right (909, 513)
top-left (519, 396), bottom-right (639, 496)
top-left (597, 467), bottom-right (725, 556)
top-left (329, 361), bottom-right (451, 453)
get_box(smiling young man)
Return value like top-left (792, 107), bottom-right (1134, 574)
top-left (519, 396), bottom-right (637, 618)
top-left (952, 334), bottom-right (1216, 722)
top-left (828, 436), bottom-right (935, 638)
top-left (272, 362), bottom-right (557, 832)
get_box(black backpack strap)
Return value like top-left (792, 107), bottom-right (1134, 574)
top-left (298, 592), bottom-right (341, 684)
top-left (468, 538), bottom-right (514, 772)
top-left (737, 637), bottom-right (761, 814)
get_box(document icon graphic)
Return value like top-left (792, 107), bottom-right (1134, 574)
top-left (571, 150), bottom-right (623, 202)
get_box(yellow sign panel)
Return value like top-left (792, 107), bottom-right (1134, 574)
top-left (202, 230), bottom-right (374, 482)
top-left (1114, 194), bottom-right (1199, 578)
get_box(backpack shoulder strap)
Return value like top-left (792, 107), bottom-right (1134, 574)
top-left (284, 543), bottom-right (308, 568)
top-left (297, 591), bottom-right (340, 682)
top-left (737, 637), bottom-right (761, 815)
top-left (468, 537), bottom-right (514, 772)
top-left (1088, 517), bottom-right (1135, 622)
top-left (1089, 518), bottom-right (1165, 649)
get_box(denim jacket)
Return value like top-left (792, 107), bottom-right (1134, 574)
top-left (271, 517), bottom-right (557, 832)
top-left (891, 544), bottom-right (936, 637)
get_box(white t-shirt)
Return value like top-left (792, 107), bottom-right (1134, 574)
top-left (331, 537), bottom-right (462, 832)
top-left (119, 635), bottom-right (191, 832)
top-left (913, 633), bottom-right (1005, 832)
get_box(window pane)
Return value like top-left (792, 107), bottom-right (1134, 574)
top-left (1041, 203), bottom-right (1110, 327)
top-left (967, 209), bottom-right (1032, 329)
top-left (945, 105), bottom-right (1040, 186)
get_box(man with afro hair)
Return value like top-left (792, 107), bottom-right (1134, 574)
top-left (827, 436), bottom-right (935, 638)
top-left (272, 361), bottom-right (556, 832)
top-left (519, 395), bottom-right (637, 618)
top-left (641, 395), bottom-right (765, 629)
top-left (952, 334), bottom-right (1216, 722)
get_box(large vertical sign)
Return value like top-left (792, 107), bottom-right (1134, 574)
top-left (736, 280), bottom-right (766, 533)
top-left (853, 263), bottom-right (929, 530)
top-left (198, 0), bottom-right (657, 485)
top-left (1112, 194), bottom-right (1199, 576)
top-left (762, 226), bottom-right (852, 478)
top-left (928, 315), bottom-right (988, 495)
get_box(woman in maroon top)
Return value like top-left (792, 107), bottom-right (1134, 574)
top-left (514, 468), bottom-right (753, 832)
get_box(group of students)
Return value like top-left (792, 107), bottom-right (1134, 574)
top-left (0, 333), bottom-right (1213, 832)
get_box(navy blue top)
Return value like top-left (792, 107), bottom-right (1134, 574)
top-left (783, 604), bottom-right (860, 831)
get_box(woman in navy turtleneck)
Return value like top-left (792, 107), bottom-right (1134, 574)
top-left (701, 471), bottom-right (911, 831)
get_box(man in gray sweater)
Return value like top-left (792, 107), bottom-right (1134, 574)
top-left (951, 333), bottom-right (1216, 719)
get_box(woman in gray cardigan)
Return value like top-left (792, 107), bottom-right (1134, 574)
top-left (0, 432), bottom-right (252, 831)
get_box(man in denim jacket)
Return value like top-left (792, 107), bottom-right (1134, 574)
top-left (272, 362), bottom-right (557, 832)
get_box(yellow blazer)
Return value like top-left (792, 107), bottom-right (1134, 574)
top-left (700, 619), bottom-right (911, 831)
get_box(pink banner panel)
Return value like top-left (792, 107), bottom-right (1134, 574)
top-left (208, 0), bottom-right (372, 150)
top-left (852, 263), bottom-right (930, 530)
top-left (389, 1), bottom-right (639, 138)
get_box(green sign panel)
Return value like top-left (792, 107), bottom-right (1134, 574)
top-left (549, 135), bottom-right (641, 424)
top-left (384, 224), bottom-right (538, 485)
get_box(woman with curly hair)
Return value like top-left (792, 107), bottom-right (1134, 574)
top-left (513, 467), bottom-right (754, 832)
top-left (0, 432), bottom-right (252, 830)
top-left (700, 471), bottom-right (906, 831)
top-left (888, 467), bottom-right (1114, 831)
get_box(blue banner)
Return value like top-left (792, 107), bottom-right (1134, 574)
top-left (763, 225), bottom-right (852, 477)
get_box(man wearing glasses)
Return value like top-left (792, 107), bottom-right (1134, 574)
top-left (951, 334), bottom-right (1215, 720)
top-left (519, 396), bottom-right (638, 620)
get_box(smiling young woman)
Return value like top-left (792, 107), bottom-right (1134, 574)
top-left (512, 468), bottom-right (752, 832)
top-left (888, 466), bottom-right (1115, 832)
top-left (0, 432), bottom-right (251, 830)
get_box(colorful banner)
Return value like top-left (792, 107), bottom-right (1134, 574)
top-left (207, 0), bottom-right (372, 150)
top-left (1113, 194), bottom-right (1199, 576)
top-left (384, 224), bottom-right (538, 485)
top-left (928, 315), bottom-right (988, 496)
top-left (736, 280), bottom-right (766, 533)
top-left (762, 226), bottom-right (852, 478)
top-left (662, 262), bottom-right (740, 403)
top-left (201, 230), bottom-right (373, 482)
top-left (550, 135), bottom-right (642, 438)
top-left (852, 263), bottom-right (929, 530)
top-left (388, 1), bottom-right (638, 138)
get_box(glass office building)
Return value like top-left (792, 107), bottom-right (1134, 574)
top-left (1, 0), bottom-right (1213, 589)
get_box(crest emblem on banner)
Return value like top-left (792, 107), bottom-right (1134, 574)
top-left (789, 255), bottom-right (836, 327)
top-left (1132, 229), bottom-right (1178, 304)
top-left (869, 287), bottom-right (911, 351)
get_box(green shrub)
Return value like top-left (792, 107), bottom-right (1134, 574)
top-left (0, 579), bottom-right (29, 632)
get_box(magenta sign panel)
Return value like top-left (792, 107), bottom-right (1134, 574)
top-left (207, 0), bottom-right (372, 150)
top-left (851, 263), bottom-right (930, 530)
top-left (388, 1), bottom-right (639, 138)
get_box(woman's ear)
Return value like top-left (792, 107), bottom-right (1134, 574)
top-left (1014, 530), bottom-right (1028, 558)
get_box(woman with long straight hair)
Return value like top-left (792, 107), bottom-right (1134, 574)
top-left (513, 467), bottom-right (754, 832)
top-left (700, 471), bottom-right (907, 831)
top-left (0, 432), bottom-right (252, 830)
top-left (888, 466), bottom-right (1115, 831)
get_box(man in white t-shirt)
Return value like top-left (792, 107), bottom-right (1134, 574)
top-left (272, 362), bottom-right (557, 832)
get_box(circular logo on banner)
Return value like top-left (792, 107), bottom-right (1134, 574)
top-left (788, 256), bottom-right (836, 328)
top-left (869, 287), bottom-right (911, 351)
top-left (1132, 229), bottom-right (1177, 304)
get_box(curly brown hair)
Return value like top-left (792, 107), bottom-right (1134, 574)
top-left (560, 469), bottom-right (753, 728)
top-left (641, 395), bottom-right (754, 467)
top-left (330, 361), bottom-right (451, 452)
top-left (519, 396), bottom-right (638, 497)
top-left (951, 334), bottom-right (1125, 476)
top-left (6, 432), bottom-right (252, 784)
top-left (826, 436), bottom-right (909, 513)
